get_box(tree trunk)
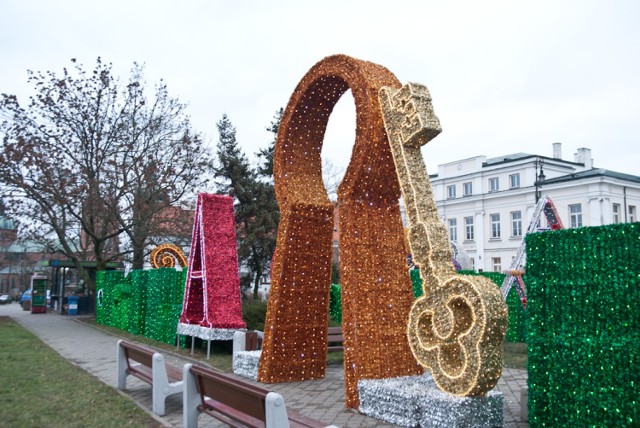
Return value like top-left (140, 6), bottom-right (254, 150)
top-left (252, 267), bottom-right (262, 300)
top-left (132, 239), bottom-right (146, 270)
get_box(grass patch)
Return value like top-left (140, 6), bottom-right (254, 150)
top-left (0, 316), bottom-right (162, 428)
top-left (502, 341), bottom-right (527, 369)
top-left (83, 318), bottom-right (233, 372)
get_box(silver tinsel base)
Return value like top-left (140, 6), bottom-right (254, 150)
top-left (358, 373), bottom-right (503, 428)
top-left (176, 323), bottom-right (242, 340)
top-left (233, 350), bottom-right (261, 380)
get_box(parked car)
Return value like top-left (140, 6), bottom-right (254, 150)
top-left (19, 289), bottom-right (31, 306)
top-left (0, 295), bottom-right (11, 304)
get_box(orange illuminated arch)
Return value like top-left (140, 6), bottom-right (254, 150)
top-left (258, 54), bottom-right (421, 408)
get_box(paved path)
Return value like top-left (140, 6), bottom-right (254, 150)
top-left (3, 303), bottom-right (528, 427)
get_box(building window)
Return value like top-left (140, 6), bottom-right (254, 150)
top-left (447, 185), bottom-right (456, 199)
top-left (448, 218), bottom-right (457, 242)
top-left (511, 211), bottom-right (522, 237)
top-left (464, 216), bottom-right (474, 241)
top-left (612, 203), bottom-right (621, 223)
top-left (492, 257), bottom-right (502, 272)
top-left (569, 204), bottom-right (583, 228)
top-left (489, 177), bottom-right (499, 192)
top-left (509, 173), bottom-right (520, 189)
top-left (469, 257), bottom-right (475, 270)
top-left (630, 205), bottom-right (637, 223)
top-left (463, 182), bottom-right (473, 197)
top-left (490, 213), bottom-right (501, 239)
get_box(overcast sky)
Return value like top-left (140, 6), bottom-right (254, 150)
top-left (1, 0), bottom-right (639, 178)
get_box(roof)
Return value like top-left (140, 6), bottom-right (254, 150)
top-left (484, 153), bottom-right (533, 165)
top-left (5, 240), bottom-right (47, 253)
top-left (542, 168), bottom-right (640, 185)
top-left (483, 153), bottom-right (583, 167)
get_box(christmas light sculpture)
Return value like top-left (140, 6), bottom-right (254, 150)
top-left (150, 243), bottom-right (188, 269)
top-left (379, 83), bottom-right (508, 396)
top-left (259, 54), bottom-right (507, 408)
top-left (177, 193), bottom-right (246, 341)
top-left (259, 54), bottom-right (422, 408)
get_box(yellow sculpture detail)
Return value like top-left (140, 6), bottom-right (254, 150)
top-left (379, 83), bottom-right (508, 396)
top-left (150, 243), bottom-right (188, 269)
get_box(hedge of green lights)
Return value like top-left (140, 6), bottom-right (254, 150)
top-left (457, 270), bottom-right (527, 343)
top-left (328, 269), bottom-right (526, 343)
top-left (413, 269), bottom-right (526, 343)
top-left (96, 268), bottom-right (186, 345)
top-left (526, 223), bottom-right (639, 427)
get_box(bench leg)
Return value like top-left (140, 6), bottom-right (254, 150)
top-left (152, 353), bottom-right (174, 416)
top-left (183, 363), bottom-right (200, 428)
top-left (116, 340), bottom-right (127, 390)
top-left (265, 392), bottom-right (290, 428)
top-left (233, 330), bottom-right (246, 354)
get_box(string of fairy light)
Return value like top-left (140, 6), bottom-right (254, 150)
top-left (150, 243), bottom-right (188, 269)
top-left (177, 194), bottom-right (246, 340)
top-left (379, 82), bottom-right (508, 396)
top-left (96, 268), bottom-right (185, 344)
top-left (259, 54), bottom-right (422, 409)
top-left (526, 223), bottom-right (638, 427)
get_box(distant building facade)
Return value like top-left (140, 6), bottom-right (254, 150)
top-left (0, 215), bottom-right (62, 296)
top-left (430, 143), bottom-right (640, 272)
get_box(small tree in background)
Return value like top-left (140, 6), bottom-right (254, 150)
top-left (214, 114), bottom-right (279, 299)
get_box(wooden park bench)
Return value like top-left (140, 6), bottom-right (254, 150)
top-left (326, 327), bottom-right (343, 353)
top-left (183, 363), bottom-right (338, 428)
top-left (237, 328), bottom-right (342, 353)
top-left (233, 330), bottom-right (263, 353)
top-left (116, 339), bottom-right (183, 416)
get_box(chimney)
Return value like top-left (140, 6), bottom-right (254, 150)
top-left (552, 142), bottom-right (562, 159)
top-left (574, 148), bottom-right (593, 170)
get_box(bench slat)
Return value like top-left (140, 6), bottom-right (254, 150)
top-left (192, 365), bottom-right (268, 422)
top-left (165, 364), bottom-right (183, 383)
top-left (186, 364), bottom-right (332, 428)
top-left (327, 326), bottom-right (343, 352)
top-left (124, 343), bottom-right (154, 368)
top-left (127, 364), bottom-right (153, 384)
top-left (201, 397), bottom-right (266, 428)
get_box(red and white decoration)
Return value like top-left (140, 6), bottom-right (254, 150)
top-left (177, 193), bottom-right (246, 340)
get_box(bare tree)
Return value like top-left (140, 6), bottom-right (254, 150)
top-left (0, 58), bottom-right (212, 288)
top-left (322, 158), bottom-right (344, 201)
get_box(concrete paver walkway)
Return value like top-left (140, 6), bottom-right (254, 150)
top-left (3, 303), bottom-right (528, 427)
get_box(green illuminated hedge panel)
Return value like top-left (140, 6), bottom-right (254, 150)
top-left (95, 268), bottom-right (186, 345)
top-left (329, 284), bottom-right (342, 323)
top-left (144, 268), bottom-right (186, 345)
top-left (415, 269), bottom-right (527, 343)
top-left (526, 223), bottom-right (639, 427)
top-left (95, 270), bottom-right (124, 326)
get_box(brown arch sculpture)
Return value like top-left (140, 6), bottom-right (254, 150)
top-left (258, 54), bottom-right (422, 408)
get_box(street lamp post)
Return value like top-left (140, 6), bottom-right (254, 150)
top-left (535, 158), bottom-right (546, 202)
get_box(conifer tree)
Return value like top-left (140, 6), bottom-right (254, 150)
top-left (214, 114), bottom-right (279, 299)
top-left (256, 108), bottom-right (283, 178)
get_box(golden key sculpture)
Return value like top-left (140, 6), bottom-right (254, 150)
top-left (379, 83), bottom-right (508, 396)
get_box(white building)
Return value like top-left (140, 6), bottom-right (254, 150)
top-left (431, 143), bottom-right (640, 272)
